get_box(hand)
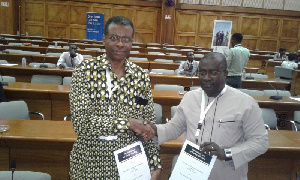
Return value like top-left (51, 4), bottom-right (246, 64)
top-left (129, 118), bottom-right (155, 141)
top-left (59, 64), bottom-right (66, 69)
top-left (143, 120), bottom-right (157, 136)
top-left (200, 142), bottom-right (226, 161)
top-left (150, 168), bottom-right (161, 180)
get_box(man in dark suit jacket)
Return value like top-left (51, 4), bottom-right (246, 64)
top-left (0, 82), bottom-right (7, 102)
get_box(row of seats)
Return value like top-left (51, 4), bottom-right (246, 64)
top-left (0, 75), bottom-right (71, 85)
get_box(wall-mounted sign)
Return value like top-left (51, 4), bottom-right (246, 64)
top-left (86, 12), bottom-right (104, 41)
top-left (1, 2), bottom-right (9, 7)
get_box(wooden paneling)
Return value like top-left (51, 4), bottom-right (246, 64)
top-left (176, 35), bottom-right (196, 46)
top-left (136, 9), bottom-right (157, 31)
top-left (259, 39), bottom-right (278, 51)
top-left (47, 26), bottom-right (67, 38)
top-left (282, 19), bottom-right (300, 39)
top-left (198, 12), bottom-right (218, 34)
top-left (261, 17), bottom-right (281, 38)
top-left (70, 4), bottom-right (90, 25)
top-left (176, 11), bottom-right (198, 33)
top-left (279, 40), bottom-right (299, 52)
top-left (243, 37), bottom-right (258, 50)
top-left (241, 16), bottom-right (260, 36)
top-left (24, 1), bottom-right (44, 22)
top-left (47, 2), bottom-right (69, 24)
top-left (197, 35), bottom-right (212, 48)
top-left (135, 32), bottom-right (155, 44)
top-left (92, 5), bottom-right (113, 24)
top-left (70, 27), bottom-right (86, 39)
top-left (113, 6), bottom-right (134, 20)
top-left (24, 24), bottom-right (44, 37)
top-left (18, 0), bottom-right (160, 43)
top-left (0, 0), bottom-right (19, 34)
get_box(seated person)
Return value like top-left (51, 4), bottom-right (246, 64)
top-left (178, 51), bottom-right (199, 76)
top-left (281, 53), bottom-right (298, 70)
top-left (0, 82), bottom-right (7, 103)
top-left (57, 45), bottom-right (83, 69)
top-left (273, 47), bottom-right (287, 60)
top-left (296, 49), bottom-right (300, 63)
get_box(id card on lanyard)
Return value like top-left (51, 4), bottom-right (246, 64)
top-left (195, 85), bottom-right (227, 143)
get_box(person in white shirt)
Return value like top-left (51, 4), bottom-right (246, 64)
top-left (281, 53), bottom-right (298, 70)
top-left (178, 51), bottom-right (199, 76)
top-left (225, 33), bottom-right (250, 88)
top-left (57, 45), bottom-right (83, 69)
top-left (148, 52), bottom-right (268, 180)
top-left (273, 47), bottom-right (287, 61)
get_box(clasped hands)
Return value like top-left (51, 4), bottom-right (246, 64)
top-left (200, 142), bottom-right (227, 161)
top-left (129, 118), bottom-right (156, 142)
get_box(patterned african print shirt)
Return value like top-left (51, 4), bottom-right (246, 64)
top-left (69, 54), bottom-right (162, 179)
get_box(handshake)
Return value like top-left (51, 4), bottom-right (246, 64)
top-left (129, 118), bottom-right (156, 142)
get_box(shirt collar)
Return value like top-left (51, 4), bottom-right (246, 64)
top-left (234, 44), bottom-right (242, 48)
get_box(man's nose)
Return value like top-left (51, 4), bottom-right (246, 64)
top-left (203, 72), bottom-right (212, 80)
top-left (116, 39), bottom-right (125, 46)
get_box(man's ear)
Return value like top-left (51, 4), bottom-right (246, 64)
top-left (224, 70), bottom-right (228, 77)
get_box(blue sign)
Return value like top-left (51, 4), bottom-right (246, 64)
top-left (86, 12), bottom-right (104, 41)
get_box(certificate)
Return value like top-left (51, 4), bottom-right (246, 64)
top-left (114, 141), bottom-right (151, 180)
top-left (170, 140), bottom-right (216, 180)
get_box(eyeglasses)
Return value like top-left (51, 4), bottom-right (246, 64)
top-left (198, 70), bottom-right (226, 78)
top-left (107, 35), bottom-right (133, 44)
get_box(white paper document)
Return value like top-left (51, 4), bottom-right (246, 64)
top-left (114, 141), bottom-right (151, 180)
top-left (170, 140), bottom-right (217, 180)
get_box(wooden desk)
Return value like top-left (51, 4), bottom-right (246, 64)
top-left (242, 78), bottom-right (290, 90)
top-left (130, 53), bottom-right (200, 62)
top-left (248, 54), bottom-right (274, 73)
top-left (291, 70), bottom-right (300, 96)
top-left (144, 47), bottom-right (210, 55)
top-left (149, 61), bottom-right (179, 70)
top-left (0, 65), bottom-right (73, 82)
top-left (4, 82), bottom-right (299, 120)
top-left (0, 45), bottom-right (101, 57)
top-left (0, 62), bottom-right (149, 82)
top-left (149, 74), bottom-right (290, 90)
top-left (0, 119), bottom-right (299, 180)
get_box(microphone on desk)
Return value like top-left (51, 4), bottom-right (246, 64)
top-left (40, 48), bottom-right (48, 68)
top-left (10, 160), bottom-right (16, 180)
top-left (267, 82), bottom-right (282, 100)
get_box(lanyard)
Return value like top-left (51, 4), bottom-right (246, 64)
top-left (106, 69), bottom-right (119, 113)
top-left (195, 85), bottom-right (227, 139)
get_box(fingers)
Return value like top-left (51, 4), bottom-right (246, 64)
top-left (129, 119), bottom-right (156, 141)
top-left (200, 142), bottom-right (219, 157)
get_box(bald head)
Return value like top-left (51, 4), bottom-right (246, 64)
top-left (199, 52), bottom-right (227, 71)
top-left (198, 52), bottom-right (228, 97)
top-left (186, 51), bottom-right (195, 62)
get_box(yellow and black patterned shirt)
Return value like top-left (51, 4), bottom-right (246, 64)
top-left (69, 54), bottom-right (162, 179)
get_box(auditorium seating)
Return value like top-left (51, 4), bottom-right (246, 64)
top-left (154, 84), bottom-right (184, 91)
top-left (0, 171), bottom-right (51, 180)
top-left (0, 100), bottom-right (44, 120)
top-left (31, 75), bottom-right (63, 85)
top-left (151, 69), bottom-right (175, 74)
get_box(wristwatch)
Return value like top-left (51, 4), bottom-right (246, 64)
top-left (224, 148), bottom-right (232, 161)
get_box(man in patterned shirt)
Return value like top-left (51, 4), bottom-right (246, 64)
top-left (69, 16), bottom-right (162, 179)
